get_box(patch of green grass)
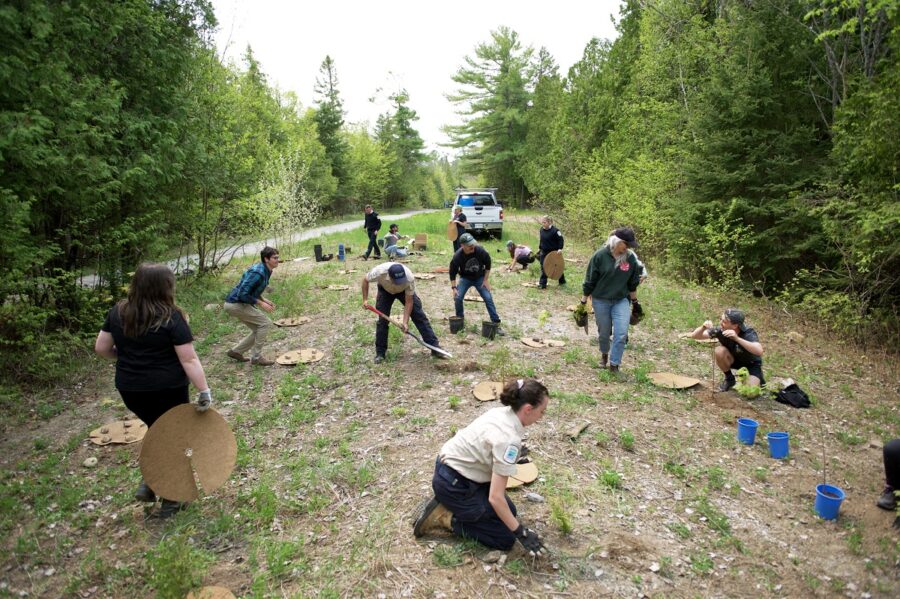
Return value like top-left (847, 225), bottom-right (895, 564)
top-left (146, 527), bottom-right (214, 599)
top-left (753, 467), bottom-right (768, 482)
top-left (694, 495), bottom-right (732, 536)
top-left (706, 466), bottom-right (727, 491)
top-left (600, 470), bottom-right (623, 489)
top-left (664, 461), bottom-right (687, 480)
top-left (504, 558), bottom-right (526, 574)
top-left (390, 406), bottom-right (408, 417)
top-left (594, 430), bottom-right (610, 448)
top-left (448, 395), bottom-right (461, 410)
top-left (562, 347), bottom-right (584, 365)
top-left (690, 553), bottom-right (714, 575)
top-left (619, 429), bottom-right (635, 452)
top-left (836, 430), bottom-right (864, 446)
top-left (432, 544), bottom-right (465, 567)
top-left (668, 522), bottom-right (692, 539)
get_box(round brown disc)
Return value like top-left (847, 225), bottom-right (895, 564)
top-left (506, 461), bottom-right (538, 489)
top-left (276, 350), bottom-right (303, 365)
top-left (274, 316), bottom-right (311, 327)
top-left (326, 285), bottom-right (349, 291)
top-left (472, 381), bottom-right (504, 402)
top-left (545, 339), bottom-right (566, 348)
top-left (464, 295), bottom-right (484, 303)
top-left (648, 372), bottom-right (701, 389)
top-left (139, 404), bottom-right (237, 503)
top-left (298, 348), bottom-right (325, 363)
top-left (543, 251), bottom-right (565, 280)
top-left (89, 419), bottom-right (148, 445)
top-left (414, 273), bottom-right (436, 280)
top-left (521, 282), bottom-right (540, 288)
top-left (186, 587), bottom-right (237, 599)
top-left (447, 221), bottom-right (459, 241)
top-left (521, 337), bottom-right (548, 348)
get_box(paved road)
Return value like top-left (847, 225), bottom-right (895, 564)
top-left (80, 209), bottom-right (437, 287)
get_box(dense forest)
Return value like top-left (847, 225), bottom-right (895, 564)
top-left (1, 0), bottom-right (897, 384)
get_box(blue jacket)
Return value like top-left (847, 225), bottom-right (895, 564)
top-left (225, 262), bottom-right (271, 304)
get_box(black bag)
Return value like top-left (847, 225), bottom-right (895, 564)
top-left (774, 383), bottom-right (811, 409)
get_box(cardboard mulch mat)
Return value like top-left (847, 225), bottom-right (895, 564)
top-left (274, 316), bottom-right (312, 327)
top-left (543, 251), bottom-right (565, 280)
top-left (414, 273), bottom-right (436, 280)
top-left (521, 282), bottom-right (541, 288)
top-left (520, 337), bottom-right (565, 348)
top-left (564, 258), bottom-right (581, 264)
top-left (566, 303), bottom-right (594, 314)
top-left (186, 587), bottom-right (237, 599)
top-left (89, 419), bottom-right (148, 445)
top-left (447, 221), bottom-right (459, 241)
top-left (276, 349), bottom-right (325, 365)
top-left (506, 461), bottom-right (538, 489)
top-left (463, 295), bottom-right (485, 303)
top-left (431, 267), bottom-right (450, 274)
top-left (139, 404), bottom-right (237, 503)
top-left (473, 381), bottom-right (504, 402)
top-left (647, 372), bottom-right (701, 389)
top-left (325, 284), bottom-right (350, 291)
top-left (337, 269), bottom-right (358, 275)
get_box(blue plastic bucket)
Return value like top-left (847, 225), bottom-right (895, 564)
top-left (767, 432), bottom-right (790, 459)
top-left (814, 484), bottom-right (845, 520)
top-left (736, 418), bottom-right (759, 445)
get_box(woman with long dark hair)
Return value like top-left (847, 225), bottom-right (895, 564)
top-left (413, 378), bottom-right (550, 556)
top-left (94, 263), bottom-right (211, 518)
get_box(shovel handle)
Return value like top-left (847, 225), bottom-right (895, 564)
top-left (365, 304), bottom-right (401, 329)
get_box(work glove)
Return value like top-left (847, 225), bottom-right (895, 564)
top-left (196, 389), bottom-right (212, 412)
top-left (517, 444), bottom-right (530, 463)
top-left (514, 524), bottom-right (548, 557)
top-left (630, 299), bottom-right (644, 325)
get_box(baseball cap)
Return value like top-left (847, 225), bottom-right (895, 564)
top-left (459, 233), bottom-right (476, 246)
top-left (506, 240), bottom-right (515, 248)
top-left (388, 263), bottom-right (408, 285)
top-left (613, 227), bottom-right (639, 248)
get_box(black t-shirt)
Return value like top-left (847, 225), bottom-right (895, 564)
top-left (454, 213), bottom-right (468, 236)
top-left (718, 326), bottom-right (763, 365)
top-left (449, 245), bottom-right (492, 281)
top-left (102, 306), bottom-right (194, 391)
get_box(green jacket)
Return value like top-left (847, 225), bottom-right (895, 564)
top-left (582, 247), bottom-right (640, 300)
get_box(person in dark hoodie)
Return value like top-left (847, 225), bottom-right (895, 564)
top-left (538, 215), bottom-right (566, 288)
top-left (363, 204), bottom-right (382, 260)
top-left (580, 228), bottom-right (641, 372)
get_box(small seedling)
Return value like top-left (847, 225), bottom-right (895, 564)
top-left (600, 470), bottom-right (622, 489)
top-left (619, 429), bottom-right (635, 452)
top-left (448, 395), bottom-right (461, 410)
top-left (550, 499), bottom-right (573, 535)
top-left (432, 544), bottom-right (464, 567)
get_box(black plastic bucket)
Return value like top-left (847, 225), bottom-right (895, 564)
top-left (481, 321), bottom-right (498, 340)
top-left (449, 316), bottom-right (465, 334)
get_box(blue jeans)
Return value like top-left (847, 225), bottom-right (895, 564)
top-left (593, 297), bottom-right (631, 366)
top-left (385, 245), bottom-right (408, 258)
top-left (454, 276), bottom-right (500, 323)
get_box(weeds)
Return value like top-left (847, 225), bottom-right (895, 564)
top-left (433, 544), bottom-right (465, 567)
top-left (619, 429), bottom-right (635, 452)
top-left (146, 527), bottom-right (213, 599)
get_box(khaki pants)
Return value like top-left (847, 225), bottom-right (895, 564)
top-left (224, 302), bottom-right (273, 359)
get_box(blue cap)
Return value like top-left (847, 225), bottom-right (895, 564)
top-left (388, 263), bottom-right (408, 285)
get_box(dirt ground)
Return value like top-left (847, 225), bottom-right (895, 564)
top-left (1, 216), bottom-right (898, 598)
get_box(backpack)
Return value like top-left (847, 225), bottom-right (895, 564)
top-left (773, 383), bottom-right (811, 409)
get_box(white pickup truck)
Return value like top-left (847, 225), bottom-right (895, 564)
top-left (452, 188), bottom-right (503, 238)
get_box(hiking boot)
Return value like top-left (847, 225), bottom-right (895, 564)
top-left (134, 480), bottom-right (155, 503)
top-left (876, 487), bottom-right (897, 511)
top-left (609, 365), bottom-right (620, 374)
top-left (717, 377), bottom-right (736, 392)
top-left (374, 354), bottom-right (385, 364)
top-left (600, 353), bottom-right (609, 368)
top-left (227, 350), bottom-right (248, 363)
top-left (494, 326), bottom-right (506, 337)
top-left (412, 497), bottom-right (453, 537)
top-left (250, 356), bottom-right (275, 367)
top-left (151, 499), bottom-right (186, 519)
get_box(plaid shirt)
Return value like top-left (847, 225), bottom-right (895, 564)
top-left (225, 262), bottom-right (271, 304)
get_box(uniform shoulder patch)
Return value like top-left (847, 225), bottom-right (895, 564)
top-left (503, 444), bottom-right (519, 464)
top-left (557, 230), bottom-right (563, 237)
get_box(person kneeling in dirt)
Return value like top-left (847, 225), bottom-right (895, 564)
top-left (413, 378), bottom-right (550, 556)
top-left (505, 240), bottom-right (535, 272)
top-left (361, 262), bottom-right (445, 364)
top-left (689, 308), bottom-right (765, 392)
top-left (383, 223), bottom-right (409, 260)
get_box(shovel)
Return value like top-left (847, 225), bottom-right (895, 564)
top-left (364, 304), bottom-right (453, 358)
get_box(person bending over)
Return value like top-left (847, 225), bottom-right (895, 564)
top-left (690, 308), bottom-right (765, 392)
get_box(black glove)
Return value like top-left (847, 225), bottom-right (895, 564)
top-left (196, 389), bottom-right (212, 412)
top-left (630, 299), bottom-right (644, 325)
top-left (514, 525), bottom-right (547, 556)
top-left (517, 444), bottom-right (530, 463)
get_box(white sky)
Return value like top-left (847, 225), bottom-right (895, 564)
top-left (211, 0), bottom-right (624, 155)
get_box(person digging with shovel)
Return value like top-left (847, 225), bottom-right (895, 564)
top-left (361, 262), bottom-right (447, 364)
top-left (413, 378), bottom-right (550, 557)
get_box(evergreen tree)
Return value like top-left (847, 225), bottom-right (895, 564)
top-left (313, 55), bottom-right (348, 186)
